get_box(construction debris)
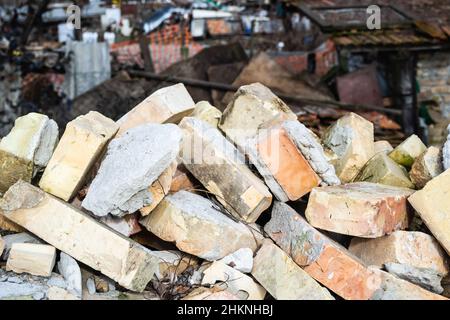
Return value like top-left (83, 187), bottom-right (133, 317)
top-left (322, 112), bottom-right (375, 183)
top-left (0, 113), bottom-right (58, 171)
top-left (0, 181), bottom-right (158, 292)
top-left (82, 124), bottom-right (182, 217)
top-left (388, 134), bottom-right (427, 168)
top-left (1, 76), bottom-right (449, 301)
top-left (39, 111), bottom-right (118, 201)
top-left (140, 191), bottom-right (258, 260)
top-left (179, 117), bottom-right (272, 223)
top-left (305, 182), bottom-right (414, 238)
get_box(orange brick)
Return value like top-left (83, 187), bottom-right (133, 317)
top-left (265, 202), bottom-right (447, 300)
top-left (257, 127), bottom-right (320, 201)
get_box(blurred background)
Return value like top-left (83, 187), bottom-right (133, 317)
top-left (1, 0), bottom-right (450, 148)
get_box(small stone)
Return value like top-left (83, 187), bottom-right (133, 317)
top-left (82, 123), bottom-right (182, 217)
top-left (202, 261), bottom-right (266, 300)
top-left (384, 262), bottom-right (444, 294)
top-left (182, 287), bottom-right (242, 300)
top-left (86, 277), bottom-right (96, 295)
top-left (6, 243), bottom-right (56, 277)
top-left (305, 182), bottom-right (414, 238)
top-left (140, 191), bottom-right (258, 261)
top-left (39, 111), bottom-right (118, 201)
top-left (219, 248), bottom-right (253, 273)
top-left (57, 252), bottom-right (82, 298)
top-left (116, 83), bottom-right (195, 136)
top-left (0, 112), bottom-right (58, 168)
top-left (354, 152), bottom-right (414, 189)
top-left (219, 82), bottom-right (297, 148)
top-left (47, 286), bottom-right (79, 300)
top-left (191, 101), bottom-right (222, 127)
top-left (179, 117), bottom-right (272, 223)
top-left (374, 140), bottom-right (394, 154)
top-left (169, 165), bottom-right (195, 193)
top-left (389, 134), bottom-right (427, 168)
top-left (410, 146), bottom-right (444, 189)
top-left (408, 169), bottom-right (450, 254)
top-left (323, 112), bottom-right (375, 183)
top-left (252, 242), bottom-right (334, 300)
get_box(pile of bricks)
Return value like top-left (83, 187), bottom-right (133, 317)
top-left (0, 82), bottom-right (449, 300)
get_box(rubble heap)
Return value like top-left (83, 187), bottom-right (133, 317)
top-left (0, 82), bottom-right (449, 300)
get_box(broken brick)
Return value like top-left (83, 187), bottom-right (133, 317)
top-left (139, 191), bottom-right (258, 261)
top-left (323, 112), bottom-right (375, 183)
top-left (408, 169), bottom-right (450, 255)
top-left (305, 182), bottom-right (414, 237)
top-left (410, 146), bottom-right (443, 189)
top-left (39, 111), bottom-right (118, 202)
top-left (179, 117), bottom-right (272, 223)
top-left (389, 134), bottom-right (427, 168)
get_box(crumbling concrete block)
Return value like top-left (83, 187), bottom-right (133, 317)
top-left (219, 248), bottom-right (253, 273)
top-left (0, 232), bottom-right (41, 261)
top-left (6, 243), bottom-right (56, 277)
top-left (408, 169), bottom-right (450, 254)
top-left (82, 123), bottom-right (182, 217)
top-left (265, 202), bottom-right (446, 300)
top-left (191, 101), bottom-right (222, 128)
top-left (0, 181), bottom-right (158, 292)
top-left (247, 120), bottom-right (339, 202)
top-left (443, 124), bottom-right (450, 170)
top-left (354, 152), bottom-right (414, 189)
top-left (0, 112), bottom-right (58, 168)
top-left (252, 242), bottom-right (334, 300)
top-left (349, 230), bottom-right (448, 276)
top-left (179, 117), bottom-right (272, 223)
top-left (39, 111), bottom-right (118, 202)
top-left (374, 140), bottom-right (393, 154)
top-left (202, 261), bottom-right (266, 300)
top-left (0, 149), bottom-right (33, 194)
top-left (384, 262), bottom-right (444, 294)
top-left (305, 182), bottom-right (414, 238)
top-left (410, 146), bottom-right (443, 189)
top-left (388, 134), bottom-right (427, 168)
top-left (323, 112), bottom-right (375, 183)
top-left (140, 191), bottom-right (258, 261)
top-left (219, 83), bottom-right (297, 148)
top-left (116, 83), bottom-right (195, 136)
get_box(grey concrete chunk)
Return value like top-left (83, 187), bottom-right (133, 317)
top-left (384, 262), bottom-right (444, 294)
top-left (82, 123), bottom-right (182, 217)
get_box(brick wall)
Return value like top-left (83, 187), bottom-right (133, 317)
top-left (417, 52), bottom-right (450, 118)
